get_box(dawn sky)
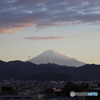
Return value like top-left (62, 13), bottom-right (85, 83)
top-left (0, 0), bottom-right (100, 64)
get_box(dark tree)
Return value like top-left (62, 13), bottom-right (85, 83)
top-left (62, 82), bottom-right (82, 97)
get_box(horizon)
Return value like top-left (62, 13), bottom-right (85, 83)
top-left (0, 49), bottom-right (98, 66)
top-left (0, 0), bottom-right (100, 65)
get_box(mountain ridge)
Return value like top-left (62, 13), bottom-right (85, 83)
top-left (0, 59), bottom-right (100, 80)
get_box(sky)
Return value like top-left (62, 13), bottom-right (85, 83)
top-left (0, 0), bottom-right (100, 64)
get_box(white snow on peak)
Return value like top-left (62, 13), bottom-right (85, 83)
top-left (35, 50), bottom-right (70, 60)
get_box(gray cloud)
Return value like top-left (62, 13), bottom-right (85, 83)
top-left (24, 36), bottom-right (67, 40)
top-left (0, 0), bottom-right (100, 33)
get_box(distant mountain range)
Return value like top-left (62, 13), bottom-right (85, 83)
top-left (28, 50), bottom-right (85, 67)
top-left (0, 60), bottom-right (100, 81)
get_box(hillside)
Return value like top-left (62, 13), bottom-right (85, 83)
top-left (0, 60), bottom-right (100, 80)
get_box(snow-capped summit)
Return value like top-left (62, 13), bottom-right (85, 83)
top-left (28, 50), bottom-right (85, 67)
top-left (38, 49), bottom-right (70, 60)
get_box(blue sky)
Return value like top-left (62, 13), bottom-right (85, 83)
top-left (0, 0), bottom-right (100, 64)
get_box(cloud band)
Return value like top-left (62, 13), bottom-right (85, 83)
top-left (0, 0), bottom-right (100, 33)
top-left (24, 36), bottom-right (67, 40)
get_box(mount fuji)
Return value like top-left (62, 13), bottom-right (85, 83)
top-left (28, 50), bottom-right (85, 67)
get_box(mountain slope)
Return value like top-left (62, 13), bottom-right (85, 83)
top-left (37, 71), bottom-right (74, 81)
top-left (28, 50), bottom-right (85, 67)
top-left (71, 64), bottom-right (100, 80)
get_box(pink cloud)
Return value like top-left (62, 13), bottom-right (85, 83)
top-left (24, 36), bottom-right (77, 40)
top-left (24, 36), bottom-right (67, 40)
